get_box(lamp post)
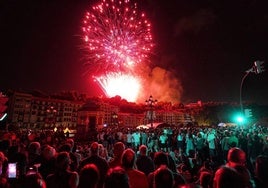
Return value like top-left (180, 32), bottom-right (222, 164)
top-left (240, 61), bottom-right (265, 115)
top-left (46, 106), bottom-right (57, 129)
top-left (145, 95), bottom-right (157, 128)
top-left (111, 112), bottom-right (118, 127)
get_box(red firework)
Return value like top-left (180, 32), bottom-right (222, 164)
top-left (82, 0), bottom-right (153, 75)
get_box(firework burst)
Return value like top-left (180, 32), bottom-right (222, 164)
top-left (82, 0), bottom-right (153, 74)
top-left (94, 72), bottom-right (141, 102)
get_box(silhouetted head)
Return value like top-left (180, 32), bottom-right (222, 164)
top-left (113, 142), bottom-right (125, 158)
top-left (121, 149), bottom-right (135, 169)
top-left (104, 166), bottom-right (129, 188)
top-left (28, 142), bottom-right (41, 155)
top-left (24, 171), bottom-right (46, 188)
top-left (227, 147), bottom-right (246, 167)
top-left (79, 163), bottom-right (99, 188)
top-left (139, 145), bottom-right (148, 156)
top-left (154, 152), bottom-right (169, 168)
top-left (56, 152), bottom-right (70, 171)
top-left (213, 166), bottom-right (243, 188)
top-left (255, 155), bottom-right (268, 184)
top-left (154, 166), bottom-right (174, 188)
top-left (199, 171), bottom-right (212, 188)
top-left (90, 142), bottom-right (99, 155)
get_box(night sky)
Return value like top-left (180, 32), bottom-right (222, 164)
top-left (1, 0), bottom-right (268, 104)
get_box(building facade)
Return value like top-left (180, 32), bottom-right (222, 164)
top-left (7, 91), bottom-right (84, 130)
top-left (5, 91), bottom-right (197, 131)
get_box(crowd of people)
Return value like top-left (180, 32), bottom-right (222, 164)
top-left (0, 124), bottom-right (268, 188)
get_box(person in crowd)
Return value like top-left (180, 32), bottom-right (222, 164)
top-left (154, 165), bottom-right (174, 188)
top-left (97, 131), bottom-right (105, 144)
top-left (141, 131), bottom-right (148, 146)
top-left (109, 141), bottom-right (125, 168)
top-left (250, 134), bottom-right (263, 162)
top-left (198, 160), bottom-right (213, 176)
top-left (149, 132), bottom-right (159, 152)
top-left (0, 151), bottom-right (9, 188)
top-left (126, 131), bottom-right (133, 148)
top-left (132, 131), bottom-right (141, 151)
top-left (166, 128), bottom-right (173, 152)
top-left (78, 142), bottom-right (109, 188)
top-left (136, 145), bottom-right (155, 176)
top-left (104, 166), bottom-right (129, 188)
top-left (226, 147), bottom-right (246, 168)
top-left (148, 152), bottom-right (186, 188)
top-left (78, 163), bottom-right (99, 188)
top-left (254, 155), bottom-right (268, 188)
top-left (195, 132), bottom-right (205, 162)
top-left (225, 146), bottom-right (256, 187)
top-left (98, 143), bottom-right (110, 161)
top-left (238, 132), bottom-right (248, 158)
top-left (66, 138), bottom-right (82, 169)
top-left (220, 131), bottom-right (230, 162)
top-left (206, 129), bottom-right (217, 161)
top-left (213, 166), bottom-right (244, 188)
top-left (46, 152), bottom-right (79, 188)
top-left (27, 141), bottom-right (42, 168)
top-left (197, 171), bottom-right (212, 188)
top-left (22, 170), bottom-right (47, 188)
top-left (121, 148), bottom-right (149, 188)
top-left (177, 130), bottom-right (185, 154)
top-left (58, 143), bottom-right (78, 172)
top-left (39, 145), bottom-right (57, 179)
top-left (262, 136), bottom-right (268, 156)
top-left (233, 164), bottom-right (254, 188)
top-left (116, 129), bottom-right (124, 142)
top-left (159, 131), bottom-right (168, 152)
top-left (7, 143), bottom-right (27, 178)
top-left (177, 163), bottom-right (192, 183)
top-left (228, 131), bottom-right (239, 148)
top-left (167, 152), bottom-right (178, 174)
top-left (185, 132), bottom-right (195, 157)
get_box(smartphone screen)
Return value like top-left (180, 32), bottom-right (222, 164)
top-left (8, 163), bottom-right (17, 178)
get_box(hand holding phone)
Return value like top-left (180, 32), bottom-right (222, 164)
top-left (8, 163), bottom-right (17, 179)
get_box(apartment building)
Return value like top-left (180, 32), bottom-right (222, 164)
top-left (6, 91), bottom-right (196, 132)
top-left (7, 91), bottom-right (84, 129)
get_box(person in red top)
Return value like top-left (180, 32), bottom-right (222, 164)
top-left (121, 148), bottom-right (149, 188)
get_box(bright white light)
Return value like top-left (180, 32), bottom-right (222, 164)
top-left (95, 72), bottom-right (141, 102)
top-left (0, 113), bottom-right (7, 121)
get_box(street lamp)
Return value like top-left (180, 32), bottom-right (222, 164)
top-left (46, 106), bottom-right (57, 129)
top-left (240, 60), bottom-right (265, 115)
top-left (145, 95), bottom-right (157, 128)
top-left (111, 112), bottom-right (118, 127)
